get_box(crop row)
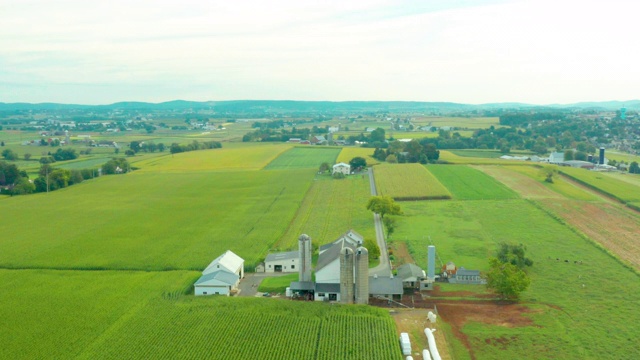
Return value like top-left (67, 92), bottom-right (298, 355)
top-left (373, 163), bottom-right (451, 201)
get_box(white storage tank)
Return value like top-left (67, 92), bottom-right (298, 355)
top-left (399, 332), bottom-right (411, 356)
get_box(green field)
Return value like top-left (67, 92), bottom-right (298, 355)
top-left (559, 166), bottom-right (640, 202)
top-left (336, 147), bottom-right (380, 166)
top-left (0, 269), bottom-right (198, 359)
top-left (0, 168), bottom-right (313, 270)
top-left (427, 165), bottom-right (517, 200)
top-left (374, 163), bottom-right (451, 200)
top-left (393, 198), bottom-right (640, 359)
top-left (276, 174), bottom-right (375, 250)
top-left (264, 147), bottom-right (341, 169)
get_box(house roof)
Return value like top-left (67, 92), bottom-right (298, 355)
top-left (333, 162), bottom-right (350, 168)
top-left (369, 276), bottom-right (403, 295)
top-left (397, 263), bottom-right (424, 282)
top-left (265, 251), bottom-right (299, 263)
top-left (194, 270), bottom-right (239, 287)
top-left (456, 267), bottom-right (480, 277)
top-left (316, 239), bottom-right (356, 271)
top-left (315, 283), bottom-right (340, 293)
top-left (203, 250), bottom-right (244, 275)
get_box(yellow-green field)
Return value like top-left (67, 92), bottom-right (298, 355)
top-left (373, 163), bottom-right (451, 200)
top-left (336, 147), bottom-right (380, 166)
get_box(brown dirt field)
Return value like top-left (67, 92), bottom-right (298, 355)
top-left (391, 241), bottom-right (415, 267)
top-left (475, 165), bottom-right (562, 199)
top-left (540, 199), bottom-right (640, 269)
top-left (430, 285), bottom-right (494, 299)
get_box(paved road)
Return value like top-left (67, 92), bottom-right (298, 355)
top-left (368, 168), bottom-right (392, 277)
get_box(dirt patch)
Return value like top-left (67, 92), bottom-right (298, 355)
top-left (430, 285), bottom-right (494, 299)
top-left (475, 166), bottom-right (561, 199)
top-left (391, 241), bottom-right (415, 267)
top-left (540, 199), bottom-right (640, 270)
top-left (390, 308), bottom-right (452, 360)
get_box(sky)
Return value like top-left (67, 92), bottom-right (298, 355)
top-left (1, 0), bottom-right (638, 105)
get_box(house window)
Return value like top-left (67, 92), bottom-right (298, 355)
top-left (291, 265), bottom-right (295, 269)
top-left (318, 293), bottom-right (325, 297)
top-left (269, 265), bottom-right (271, 268)
top-left (203, 292), bottom-right (207, 295)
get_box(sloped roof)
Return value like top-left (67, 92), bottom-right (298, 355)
top-left (369, 276), bottom-right (403, 295)
top-left (265, 251), bottom-right (299, 263)
top-left (333, 162), bottom-right (350, 168)
top-left (316, 239), bottom-right (356, 271)
top-left (315, 283), bottom-right (340, 293)
top-left (456, 267), bottom-right (480, 277)
top-left (203, 250), bottom-right (244, 275)
top-left (194, 270), bottom-right (239, 287)
top-left (397, 263), bottom-right (424, 281)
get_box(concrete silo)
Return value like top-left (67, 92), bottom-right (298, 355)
top-left (355, 247), bottom-right (369, 305)
top-left (599, 148), bottom-right (605, 165)
top-left (298, 234), bottom-right (312, 282)
top-left (340, 247), bottom-right (354, 304)
top-left (427, 245), bottom-right (436, 280)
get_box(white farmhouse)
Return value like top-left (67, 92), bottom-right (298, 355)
top-left (332, 162), bottom-right (351, 175)
top-left (265, 251), bottom-right (299, 273)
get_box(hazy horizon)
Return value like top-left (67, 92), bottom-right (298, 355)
top-left (2, 0), bottom-right (638, 105)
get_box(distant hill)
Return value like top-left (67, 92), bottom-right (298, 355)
top-left (0, 99), bottom-right (637, 112)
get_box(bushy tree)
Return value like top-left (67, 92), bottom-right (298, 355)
top-left (382, 216), bottom-right (396, 237)
top-left (366, 195), bottom-right (402, 219)
top-left (486, 258), bottom-right (530, 300)
top-left (630, 161), bottom-right (640, 174)
top-left (364, 238), bottom-right (380, 259)
top-left (349, 157), bottom-right (367, 171)
top-left (1, 149), bottom-right (18, 161)
top-left (318, 162), bottom-right (330, 173)
top-left (496, 243), bottom-right (533, 269)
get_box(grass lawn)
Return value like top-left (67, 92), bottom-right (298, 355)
top-left (374, 163), bottom-right (451, 200)
top-left (264, 146), bottom-right (341, 169)
top-left (559, 166), bottom-right (640, 202)
top-left (427, 165), bottom-right (517, 200)
top-left (257, 273), bottom-right (298, 293)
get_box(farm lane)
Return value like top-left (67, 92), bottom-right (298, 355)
top-left (368, 168), bottom-right (392, 277)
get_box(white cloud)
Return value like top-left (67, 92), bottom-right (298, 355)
top-left (0, 0), bottom-right (638, 104)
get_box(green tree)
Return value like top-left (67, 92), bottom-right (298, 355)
top-left (370, 128), bottom-right (386, 143)
top-left (485, 257), bottom-right (530, 300)
top-left (24, 153), bottom-right (32, 161)
top-left (564, 150), bottom-right (574, 161)
top-left (382, 216), bottom-right (396, 238)
top-left (1, 149), bottom-right (18, 161)
top-left (318, 162), bottom-right (330, 173)
top-left (575, 151), bottom-right (587, 161)
top-left (385, 154), bottom-right (397, 163)
top-left (157, 143), bottom-right (166, 152)
top-left (630, 161), bottom-right (640, 174)
top-left (496, 243), bottom-right (533, 269)
top-left (540, 166), bottom-right (557, 183)
top-left (366, 195), bottom-right (402, 219)
top-left (349, 157), bottom-right (367, 171)
top-left (364, 238), bottom-right (380, 259)
top-left (129, 141), bottom-right (141, 153)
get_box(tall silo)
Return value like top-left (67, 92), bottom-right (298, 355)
top-left (298, 234), bottom-right (312, 282)
top-left (599, 148), bottom-right (605, 165)
top-left (427, 245), bottom-right (436, 280)
top-left (355, 247), bottom-right (369, 305)
top-left (340, 247), bottom-right (354, 304)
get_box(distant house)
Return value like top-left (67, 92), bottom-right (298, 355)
top-left (265, 251), bottom-right (299, 273)
top-left (448, 267), bottom-right (485, 284)
top-left (548, 152), bottom-right (565, 163)
top-left (288, 138), bottom-right (301, 143)
top-left (202, 250), bottom-right (244, 279)
top-left (332, 163), bottom-right (351, 175)
top-left (442, 261), bottom-right (457, 278)
top-left (397, 263), bottom-right (425, 289)
top-left (310, 135), bottom-right (326, 145)
top-left (299, 140), bottom-right (311, 145)
top-left (194, 270), bottom-right (240, 296)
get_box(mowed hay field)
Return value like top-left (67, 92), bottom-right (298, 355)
top-left (264, 146), bottom-right (341, 169)
top-left (374, 163), bottom-right (451, 200)
top-left (559, 166), bottom-right (640, 203)
top-left (77, 297), bottom-right (402, 360)
top-left (427, 165), bottom-right (517, 200)
top-left (394, 198), bottom-right (640, 360)
top-left (275, 174), bottom-right (374, 250)
top-left (0, 147), bottom-right (316, 270)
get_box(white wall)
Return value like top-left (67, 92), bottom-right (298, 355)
top-left (195, 285), bottom-right (230, 296)
top-left (265, 258), bottom-right (300, 273)
top-left (315, 259), bottom-right (340, 284)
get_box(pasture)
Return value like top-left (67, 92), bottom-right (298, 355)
top-left (427, 165), bottom-right (517, 200)
top-left (264, 146), bottom-right (341, 169)
top-left (373, 163), bottom-right (451, 200)
top-left (336, 147), bottom-right (380, 166)
top-left (76, 297), bottom-right (402, 360)
top-left (275, 174), bottom-right (375, 250)
top-left (439, 150), bottom-right (513, 165)
top-left (411, 116), bottom-right (501, 129)
top-left (0, 168), bottom-right (314, 270)
top-left (559, 166), bottom-right (640, 202)
top-left (393, 198), bottom-right (640, 359)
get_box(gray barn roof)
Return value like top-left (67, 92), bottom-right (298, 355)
top-left (315, 283), bottom-right (340, 293)
top-left (290, 281), bottom-right (315, 291)
top-left (369, 276), bottom-right (403, 295)
top-left (456, 267), bottom-right (480, 277)
top-left (194, 270), bottom-right (239, 287)
top-left (316, 239), bottom-right (356, 271)
top-left (265, 251), bottom-right (299, 262)
top-left (397, 263), bottom-right (424, 282)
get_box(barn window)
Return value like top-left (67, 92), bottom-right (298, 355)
top-left (268, 265), bottom-right (271, 268)
top-left (203, 292), bottom-right (207, 295)
top-left (291, 265), bottom-right (295, 269)
top-left (318, 293), bottom-right (325, 297)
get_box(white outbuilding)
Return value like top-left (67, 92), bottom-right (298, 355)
top-left (202, 250), bottom-right (244, 279)
top-left (332, 162), bottom-right (351, 175)
top-left (194, 270), bottom-right (240, 296)
top-left (265, 251), bottom-right (299, 273)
